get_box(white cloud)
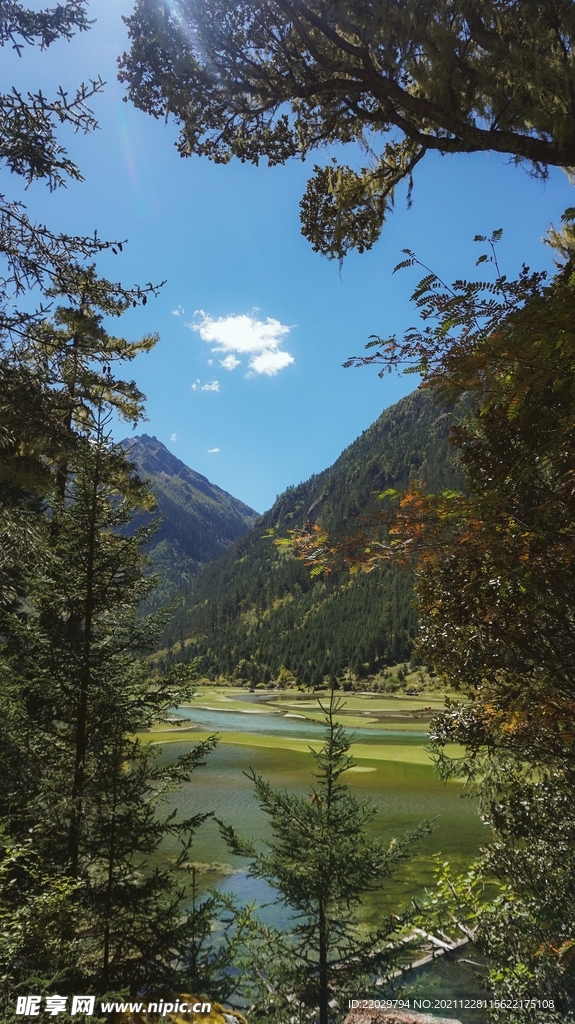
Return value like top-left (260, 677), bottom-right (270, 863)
top-left (172, 305), bottom-right (185, 317)
top-left (191, 379), bottom-right (221, 392)
top-left (220, 353), bottom-right (241, 371)
top-left (249, 349), bottom-right (295, 376)
top-left (207, 447), bottom-right (220, 453)
top-left (170, 433), bottom-right (177, 442)
top-left (189, 311), bottom-right (294, 376)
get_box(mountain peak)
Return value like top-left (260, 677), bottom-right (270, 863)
top-left (120, 434), bottom-right (259, 610)
top-left (123, 434), bottom-right (214, 490)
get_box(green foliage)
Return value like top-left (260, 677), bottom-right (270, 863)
top-left (0, 2), bottom-right (161, 609)
top-left (1, 2), bottom-right (90, 51)
top-left (220, 694), bottom-right (433, 1023)
top-left (356, 233), bottom-right (575, 1019)
top-left (1, 0), bottom-right (98, 189)
top-left (0, 408), bottom-right (226, 1007)
top-left (417, 768), bottom-right (575, 1024)
top-left (159, 388), bottom-right (462, 681)
top-left (0, 7), bottom-right (235, 1013)
top-left (387, 238), bottom-right (575, 760)
top-left (0, 0), bottom-right (126, 344)
top-left (120, 1), bottom-right (575, 259)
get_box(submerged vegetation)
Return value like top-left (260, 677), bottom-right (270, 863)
top-left (217, 694), bottom-right (433, 1024)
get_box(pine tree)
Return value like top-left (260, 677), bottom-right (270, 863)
top-left (320, 227), bottom-right (575, 1020)
top-left (220, 693), bottom-right (432, 1024)
top-left (0, 2), bottom-right (160, 607)
top-left (0, 7), bottom-right (239, 1015)
top-left (0, 404), bottom-right (227, 1009)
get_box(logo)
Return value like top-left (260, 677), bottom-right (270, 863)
top-left (71, 998), bottom-right (95, 1015)
top-left (16, 995), bottom-right (95, 1016)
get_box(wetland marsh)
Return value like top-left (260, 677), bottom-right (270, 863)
top-left (148, 688), bottom-right (486, 918)
top-left (147, 688), bottom-right (490, 1020)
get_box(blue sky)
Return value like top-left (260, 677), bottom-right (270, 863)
top-left (5, 1), bottom-right (575, 512)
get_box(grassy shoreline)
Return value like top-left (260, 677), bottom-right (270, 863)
top-left (140, 727), bottom-right (462, 767)
top-left (139, 687), bottom-right (462, 765)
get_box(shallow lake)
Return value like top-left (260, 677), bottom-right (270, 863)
top-left (175, 705), bottom-right (426, 744)
top-left (160, 736), bottom-right (485, 913)
top-left (156, 704), bottom-right (489, 1021)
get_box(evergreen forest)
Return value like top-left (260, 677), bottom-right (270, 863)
top-left (156, 388), bottom-right (463, 684)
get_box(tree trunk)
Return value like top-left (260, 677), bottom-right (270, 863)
top-left (319, 897), bottom-right (329, 1024)
top-left (68, 440), bottom-right (101, 876)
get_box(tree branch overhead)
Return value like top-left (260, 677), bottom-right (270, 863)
top-left (120, 0), bottom-right (575, 258)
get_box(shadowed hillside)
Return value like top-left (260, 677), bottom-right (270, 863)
top-left (122, 434), bottom-right (259, 610)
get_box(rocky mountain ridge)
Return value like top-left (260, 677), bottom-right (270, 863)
top-left (122, 433), bottom-right (259, 610)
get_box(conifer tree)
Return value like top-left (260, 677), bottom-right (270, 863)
top-left (0, 8), bottom-right (237, 1012)
top-left (1, 399), bottom-right (252, 1019)
top-left (300, 228), bottom-right (575, 1020)
top-left (220, 693), bottom-right (432, 1024)
top-left (0, 1), bottom-right (159, 605)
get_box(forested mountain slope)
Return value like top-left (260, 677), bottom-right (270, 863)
top-left (122, 433), bottom-right (259, 609)
top-left (157, 388), bottom-right (463, 684)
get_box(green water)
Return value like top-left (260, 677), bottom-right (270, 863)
top-left (159, 738), bottom-right (486, 916)
top-left (156, 726), bottom-right (488, 1021)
